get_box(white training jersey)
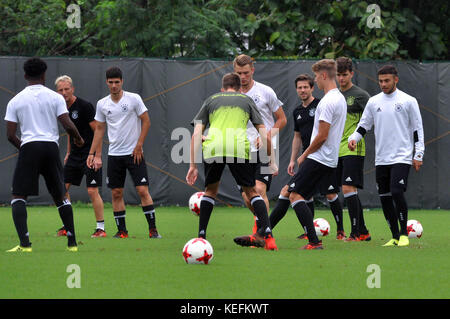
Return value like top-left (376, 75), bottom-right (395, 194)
top-left (349, 89), bottom-right (424, 166)
top-left (243, 81), bottom-right (283, 152)
top-left (95, 91), bottom-right (148, 156)
top-left (4, 84), bottom-right (68, 147)
top-left (308, 88), bottom-right (347, 168)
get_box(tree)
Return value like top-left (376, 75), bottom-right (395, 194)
top-left (0, 0), bottom-right (447, 60)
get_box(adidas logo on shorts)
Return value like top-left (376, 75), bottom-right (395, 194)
top-left (345, 176), bottom-right (352, 182)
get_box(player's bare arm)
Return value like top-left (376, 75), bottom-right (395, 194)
top-left (268, 107), bottom-right (287, 139)
top-left (89, 120), bottom-right (102, 156)
top-left (64, 134), bottom-right (71, 165)
top-left (288, 131), bottom-right (302, 176)
top-left (58, 113), bottom-right (84, 147)
top-left (186, 123), bottom-right (205, 186)
top-left (297, 120), bottom-right (330, 166)
top-left (87, 121), bottom-right (106, 171)
top-left (6, 121), bottom-right (21, 149)
top-left (133, 111), bottom-right (150, 165)
top-left (255, 124), bottom-right (271, 157)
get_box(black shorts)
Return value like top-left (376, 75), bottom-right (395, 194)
top-left (107, 155), bottom-right (149, 189)
top-left (376, 164), bottom-right (411, 194)
top-left (317, 167), bottom-right (340, 195)
top-left (288, 158), bottom-right (334, 199)
top-left (204, 157), bottom-right (256, 188)
top-left (12, 141), bottom-right (65, 198)
top-left (336, 155), bottom-right (365, 189)
top-left (238, 151), bottom-right (272, 193)
top-left (64, 154), bottom-right (102, 187)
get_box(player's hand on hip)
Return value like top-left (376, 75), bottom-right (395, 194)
top-left (186, 167), bottom-right (198, 185)
top-left (287, 161), bottom-right (296, 176)
top-left (413, 159), bottom-right (423, 172)
top-left (348, 140), bottom-right (357, 151)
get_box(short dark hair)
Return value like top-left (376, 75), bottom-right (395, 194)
top-left (377, 65), bottom-right (398, 76)
top-left (23, 57), bottom-right (47, 79)
top-left (222, 72), bottom-right (241, 91)
top-left (294, 74), bottom-right (314, 88)
top-left (106, 66), bottom-right (123, 80)
top-left (336, 57), bottom-right (353, 73)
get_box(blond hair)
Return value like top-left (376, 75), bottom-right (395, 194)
top-left (311, 59), bottom-right (337, 79)
top-left (54, 75), bottom-right (73, 87)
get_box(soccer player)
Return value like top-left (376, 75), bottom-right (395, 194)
top-left (288, 59), bottom-right (347, 250)
top-left (54, 75), bottom-right (106, 238)
top-left (324, 57), bottom-right (372, 241)
top-left (87, 66), bottom-right (161, 239)
top-left (348, 65), bottom-right (424, 247)
top-left (4, 57), bottom-right (84, 252)
top-left (186, 72), bottom-right (277, 250)
top-left (233, 54), bottom-right (287, 234)
top-left (268, 74), bottom-right (319, 235)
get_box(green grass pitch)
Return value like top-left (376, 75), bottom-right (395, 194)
top-left (0, 204), bottom-right (448, 299)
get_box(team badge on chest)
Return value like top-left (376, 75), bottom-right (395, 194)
top-left (395, 103), bottom-right (403, 112)
top-left (71, 110), bottom-right (79, 119)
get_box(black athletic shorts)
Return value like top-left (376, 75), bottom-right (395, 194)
top-left (237, 151), bottom-right (272, 193)
top-left (287, 158), bottom-right (335, 199)
top-left (317, 167), bottom-right (340, 195)
top-left (64, 154), bottom-right (102, 187)
top-left (376, 164), bottom-right (411, 194)
top-left (204, 157), bottom-right (256, 188)
top-left (336, 155), bottom-right (365, 189)
top-left (107, 155), bottom-right (149, 189)
top-left (12, 141), bottom-right (65, 198)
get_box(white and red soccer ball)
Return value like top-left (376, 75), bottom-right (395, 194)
top-left (314, 218), bottom-right (330, 237)
top-left (407, 219), bottom-right (423, 238)
top-left (182, 238), bottom-right (214, 265)
top-left (188, 192), bottom-right (204, 216)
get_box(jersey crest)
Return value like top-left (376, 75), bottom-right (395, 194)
top-left (346, 96), bottom-right (355, 106)
top-left (71, 110), bottom-right (79, 119)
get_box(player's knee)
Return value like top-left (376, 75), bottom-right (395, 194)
top-left (326, 193), bottom-right (338, 201)
top-left (111, 188), bottom-right (123, 201)
top-left (254, 183), bottom-right (267, 197)
top-left (136, 186), bottom-right (150, 199)
top-left (390, 187), bottom-right (404, 199)
top-left (342, 184), bottom-right (356, 194)
top-left (280, 185), bottom-right (290, 198)
top-left (86, 187), bottom-right (99, 198)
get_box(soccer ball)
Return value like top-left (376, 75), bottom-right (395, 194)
top-left (182, 238), bottom-right (214, 265)
top-left (189, 192), bottom-right (204, 216)
top-left (407, 219), bottom-right (423, 238)
top-left (314, 218), bottom-right (330, 237)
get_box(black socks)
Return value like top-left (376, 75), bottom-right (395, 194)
top-left (11, 199), bottom-right (31, 247)
top-left (198, 196), bottom-right (215, 239)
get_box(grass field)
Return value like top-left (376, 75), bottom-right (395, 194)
top-left (0, 204), bottom-right (448, 299)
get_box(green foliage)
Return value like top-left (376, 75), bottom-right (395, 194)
top-left (0, 0), bottom-right (448, 60)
